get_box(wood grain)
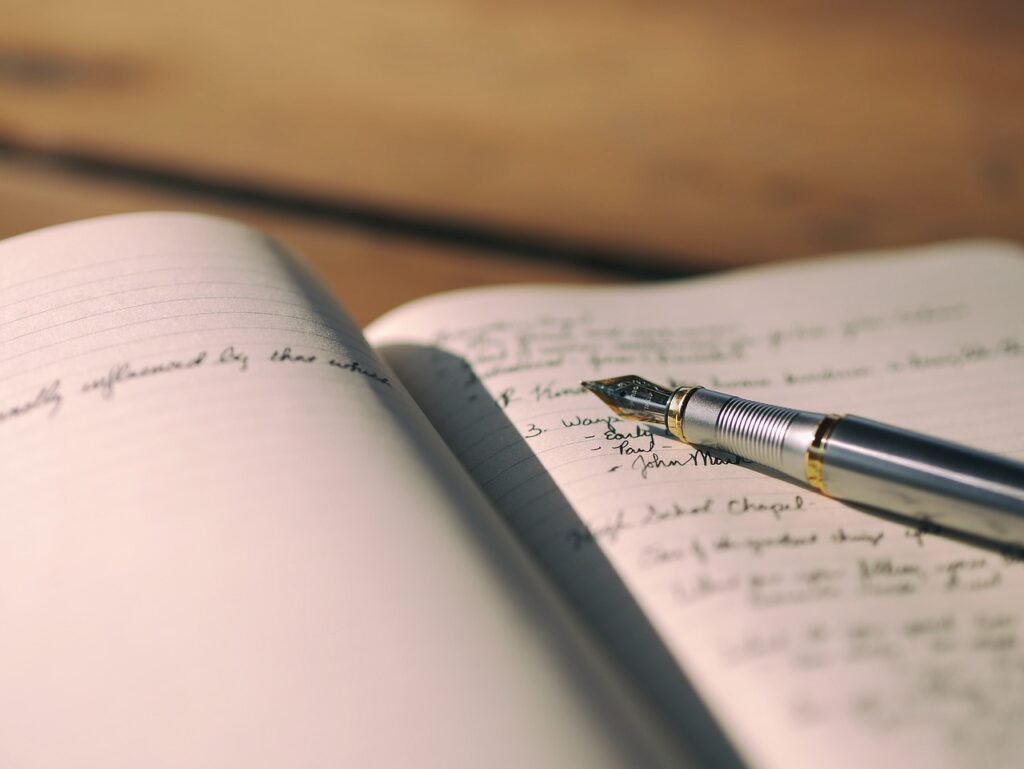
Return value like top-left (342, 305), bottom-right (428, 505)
top-left (1, 2), bottom-right (1022, 266)
top-left (0, 158), bottom-right (615, 325)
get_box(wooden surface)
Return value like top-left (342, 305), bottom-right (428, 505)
top-left (0, 157), bottom-right (610, 325)
top-left (1, 1), bottom-right (1021, 278)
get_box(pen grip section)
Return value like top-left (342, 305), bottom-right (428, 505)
top-left (715, 396), bottom-right (802, 469)
top-left (823, 416), bottom-right (1024, 545)
top-left (681, 389), bottom-right (822, 479)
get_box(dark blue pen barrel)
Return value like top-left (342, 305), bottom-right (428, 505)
top-left (822, 416), bottom-right (1024, 545)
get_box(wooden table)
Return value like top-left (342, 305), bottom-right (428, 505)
top-left (2, 1), bottom-right (1021, 323)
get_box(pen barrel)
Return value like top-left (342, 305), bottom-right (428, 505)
top-left (677, 388), bottom-right (1024, 549)
top-left (821, 416), bottom-right (1024, 545)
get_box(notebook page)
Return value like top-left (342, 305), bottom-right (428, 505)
top-left (367, 241), bottom-right (1024, 769)
top-left (0, 213), bottom-right (682, 769)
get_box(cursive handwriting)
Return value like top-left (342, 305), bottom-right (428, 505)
top-left (0, 380), bottom-right (63, 425)
top-left (632, 449), bottom-right (748, 478)
top-left (271, 346), bottom-right (317, 363)
top-left (10, 342), bottom-right (393, 424)
top-left (81, 352), bottom-right (208, 399)
top-left (327, 358), bottom-right (391, 386)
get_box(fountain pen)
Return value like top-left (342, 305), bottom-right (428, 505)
top-left (582, 375), bottom-right (1024, 550)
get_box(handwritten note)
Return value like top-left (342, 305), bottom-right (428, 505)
top-left (368, 241), bottom-right (1024, 769)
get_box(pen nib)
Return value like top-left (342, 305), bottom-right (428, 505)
top-left (581, 375), bottom-right (673, 424)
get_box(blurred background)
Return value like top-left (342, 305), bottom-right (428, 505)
top-left (2, 0), bottom-right (1021, 323)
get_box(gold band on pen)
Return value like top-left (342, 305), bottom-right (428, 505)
top-left (666, 386), bottom-right (701, 443)
top-left (805, 413), bottom-right (844, 494)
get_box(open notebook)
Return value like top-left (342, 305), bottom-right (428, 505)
top-left (2, 213), bottom-right (1022, 769)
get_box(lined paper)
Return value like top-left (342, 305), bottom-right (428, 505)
top-left (368, 241), bottom-right (1024, 769)
top-left (0, 213), bottom-right (680, 769)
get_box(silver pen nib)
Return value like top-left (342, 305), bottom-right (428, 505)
top-left (580, 375), bottom-right (673, 424)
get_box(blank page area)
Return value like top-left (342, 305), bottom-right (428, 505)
top-left (0, 213), bottom-right (680, 769)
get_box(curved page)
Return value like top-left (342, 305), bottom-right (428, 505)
top-left (367, 241), bottom-right (1024, 769)
top-left (0, 213), bottom-right (680, 769)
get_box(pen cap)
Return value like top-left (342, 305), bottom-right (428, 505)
top-left (821, 416), bottom-right (1024, 545)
